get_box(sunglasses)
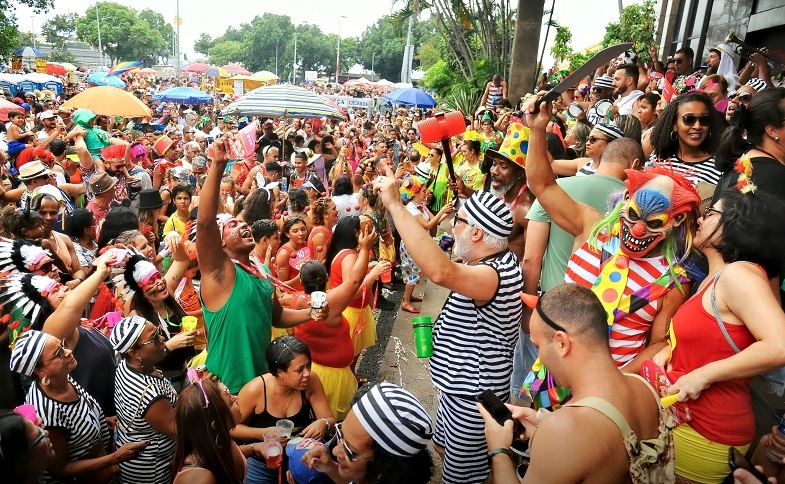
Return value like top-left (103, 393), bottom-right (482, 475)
top-left (729, 92), bottom-right (752, 102)
top-left (536, 296), bottom-right (567, 333)
top-left (30, 426), bottom-right (47, 449)
top-left (680, 114), bottom-right (711, 127)
top-left (451, 213), bottom-right (472, 227)
top-left (335, 422), bottom-right (371, 462)
top-left (138, 327), bottom-right (162, 346)
top-left (587, 136), bottom-right (609, 144)
top-left (674, 58), bottom-right (686, 64)
top-left (51, 339), bottom-right (68, 360)
top-left (702, 206), bottom-right (723, 219)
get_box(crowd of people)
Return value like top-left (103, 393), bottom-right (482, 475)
top-left (0, 39), bottom-right (785, 484)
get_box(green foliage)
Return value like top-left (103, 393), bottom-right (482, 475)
top-left (355, 15), bottom-right (436, 81)
top-left (551, 25), bottom-right (573, 63)
top-left (440, 85), bottom-right (481, 121)
top-left (415, 37), bottom-right (440, 71)
top-left (0, 0), bottom-right (54, 59)
top-left (240, 14), bottom-right (293, 74)
top-left (568, 49), bottom-right (598, 71)
top-left (138, 9), bottom-right (174, 64)
top-left (208, 40), bottom-right (243, 66)
top-left (75, 2), bottom-right (168, 65)
top-left (602, 0), bottom-right (657, 60)
top-left (41, 13), bottom-right (77, 48)
top-left (193, 33), bottom-right (214, 57)
top-left (47, 49), bottom-right (77, 63)
top-left (420, 59), bottom-right (452, 94)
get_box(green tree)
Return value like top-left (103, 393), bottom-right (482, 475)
top-left (41, 13), bottom-right (78, 62)
top-left (193, 33), bottom-right (215, 57)
top-left (241, 14), bottom-right (294, 74)
top-left (207, 40), bottom-right (243, 66)
top-left (138, 9), bottom-right (174, 64)
top-left (602, 0), bottom-right (656, 60)
top-left (0, 0), bottom-right (54, 59)
top-left (415, 37), bottom-right (440, 71)
top-left (75, 2), bottom-right (166, 65)
top-left (568, 49), bottom-right (598, 71)
top-left (550, 25), bottom-right (573, 64)
top-left (356, 15), bottom-right (435, 82)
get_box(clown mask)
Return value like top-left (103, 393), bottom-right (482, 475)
top-left (619, 174), bottom-right (695, 257)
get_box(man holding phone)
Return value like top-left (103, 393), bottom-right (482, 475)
top-left (478, 284), bottom-right (673, 483)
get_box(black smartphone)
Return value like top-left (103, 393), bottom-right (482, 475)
top-left (476, 390), bottom-right (525, 440)
top-left (729, 447), bottom-right (769, 483)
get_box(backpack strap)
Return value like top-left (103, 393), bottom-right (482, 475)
top-left (563, 397), bottom-right (635, 441)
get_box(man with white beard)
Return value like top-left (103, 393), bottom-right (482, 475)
top-left (484, 122), bottom-right (535, 262)
top-left (373, 170), bottom-right (523, 483)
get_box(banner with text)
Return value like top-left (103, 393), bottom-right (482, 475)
top-left (323, 95), bottom-right (375, 111)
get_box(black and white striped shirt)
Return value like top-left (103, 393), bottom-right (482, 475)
top-left (430, 250), bottom-right (523, 398)
top-left (27, 377), bottom-right (110, 484)
top-left (114, 359), bottom-right (178, 484)
top-left (652, 154), bottom-right (721, 186)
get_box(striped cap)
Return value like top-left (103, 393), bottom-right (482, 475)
top-left (110, 316), bottom-right (148, 353)
top-left (464, 190), bottom-right (514, 238)
top-left (593, 75), bottom-right (614, 90)
top-left (10, 330), bottom-right (52, 377)
top-left (352, 382), bottom-right (433, 457)
top-left (595, 123), bottom-right (625, 141)
top-left (746, 77), bottom-right (766, 92)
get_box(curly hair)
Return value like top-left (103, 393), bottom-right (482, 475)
top-left (310, 197), bottom-right (334, 227)
top-left (288, 189), bottom-right (310, 213)
top-left (649, 92), bottom-right (727, 159)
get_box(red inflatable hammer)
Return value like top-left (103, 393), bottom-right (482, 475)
top-left (417, 111), bottom-right (466, 203)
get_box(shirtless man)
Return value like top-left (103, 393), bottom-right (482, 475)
top-left (479, 284), bottom-right (672, 483)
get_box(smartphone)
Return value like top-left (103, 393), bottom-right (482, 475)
top-left (476, 390), bottom-right (525, 439)
top-left (729, 447), bottom-right (769, 483)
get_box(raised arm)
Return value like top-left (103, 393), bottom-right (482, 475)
top-left (522, 94), bottom-right (600, 239)
top-left (196, 134), bottom-right (235, 310)
top-left (324, 229), bottom-right (374, 318)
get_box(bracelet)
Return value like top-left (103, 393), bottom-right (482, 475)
top-left (487, 447), bottom-right (512, 463)
top-left (320, 418), bottom-right (331, 431)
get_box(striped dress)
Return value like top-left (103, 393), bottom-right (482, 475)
top-left (114, 359), bottom-right (178, 484)
top-left (430, 250), bottom-right (523, 483)
top-left (565, 239), bottom-right (670, 367)
top-left (27, 377), bottom-right (111, 484)
top-left (652, 154), bottom-right (721, 186)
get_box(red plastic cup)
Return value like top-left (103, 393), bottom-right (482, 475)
top-left (381, 267), bottom-right (392, 284)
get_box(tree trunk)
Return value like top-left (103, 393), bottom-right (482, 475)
top-left (509, 0), bottom-right (545, 104)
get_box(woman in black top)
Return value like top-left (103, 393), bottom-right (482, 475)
top-left (233, 336), bottom-right (335, 484)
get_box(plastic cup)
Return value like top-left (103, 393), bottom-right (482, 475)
top-left (13, 404), bottom-right (38, 424)
top-left (276, 419), bottom-right (294, 439)
top-left (181, 316), bottom-right (198, 332)
top-left (412, 316), bottom-right (433, 358)
top-left (381, 267), bottom-right (392, 284)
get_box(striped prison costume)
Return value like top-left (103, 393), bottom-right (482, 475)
top-left (430, 249), bottom-right (523, 483)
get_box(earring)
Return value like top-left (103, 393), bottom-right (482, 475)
top-left (776, 136), bottom-right (781, 142)
top-left (670, 130), bottom-right (678, 141)
top-left (41, 376), bottom-right (50, 386)
top-left (214, 433), bottom-right (222, 449)
top-left (137, 356), bottom-right (143, 365)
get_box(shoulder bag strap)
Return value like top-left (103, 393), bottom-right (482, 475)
top-left (710, 265), bottom-right (741, 354)
top-left (564, 397), bottom-right (635, 443)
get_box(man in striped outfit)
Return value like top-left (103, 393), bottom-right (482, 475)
top-left (374, 169), bottom-right (523, 483)
top-left (522, 92), bottom-right (699, 377)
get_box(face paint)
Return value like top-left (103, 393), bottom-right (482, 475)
top-left (618, 175), bottom-right (686, 257)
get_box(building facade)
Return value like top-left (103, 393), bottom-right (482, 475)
top-left (657, 0), bottom-right (785, 70)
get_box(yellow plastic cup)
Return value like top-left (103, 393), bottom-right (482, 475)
top-left (181, 316), bottom-right (198, 332)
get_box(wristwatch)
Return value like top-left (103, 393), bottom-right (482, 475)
top-left (487, 447), bottom-right (512, 464)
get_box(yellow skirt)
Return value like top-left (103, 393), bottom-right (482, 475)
top-left (311, 362), bottom-right (357, 422)
top-left (674, 423), bottom-right (750, 483)
top-left (344, 305), bottom-right (376, 356)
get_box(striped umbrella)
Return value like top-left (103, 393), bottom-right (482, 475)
top-left (221, 84), bottom-right (346, 120)
top-left (108, 61), bottom-right (143, 76)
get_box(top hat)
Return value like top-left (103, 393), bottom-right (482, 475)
top-left (137, 189), bottom-right (167, 211)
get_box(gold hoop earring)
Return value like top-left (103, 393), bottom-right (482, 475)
top-left (670, 130), bottom-right (678, 141)
top-left (41, 376), bottom-right (50, 386)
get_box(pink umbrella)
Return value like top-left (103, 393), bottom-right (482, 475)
top-left (0, 99), bottom-right (22, 122)
top-left (182, 63), bottom-right (212, 73)
top-left (137, 68), bottom-right (157, 75)
top-left (221, 64), bottom-right (251, 75)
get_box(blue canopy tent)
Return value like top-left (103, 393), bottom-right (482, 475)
top-left (153, 87), bottom-right (214, 104)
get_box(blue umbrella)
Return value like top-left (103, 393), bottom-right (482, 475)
top-left (153, 87), bottom-right (214, 104)
top-left (14, 46), bottom-right (44, 58)
top-left (383, 87), bottom-right (436, 108)
top-left (85, 72), bottom-right (125, 88)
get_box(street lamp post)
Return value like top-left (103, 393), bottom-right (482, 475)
top-left (336, 15), bottom-right (347, 83)
top-left (371, 53), bottom-right (375, 80)
top-left (174, 0), bottom-right (181, 79)
top-left (95, 1), bottom-right (104, 67)
top-left (292, 32), bottom-right (298, 83)
top-left (31, 17), bottom-right (35, 48)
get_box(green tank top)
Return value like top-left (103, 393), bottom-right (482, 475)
top-left (202, 265), bottom-right (274, 394)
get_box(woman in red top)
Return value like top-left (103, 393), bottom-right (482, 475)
top-left (653, 190), bottom-right (785, 483)
top-left (274, 217), bottom-right (309, 291)
top-left (326, 217), bottom-right (390, 378)
top-left (307, 197), bottom-right (339, 264)
top-left (292, 225), bottom-right (376, 420)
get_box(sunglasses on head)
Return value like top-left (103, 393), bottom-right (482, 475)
top-left (680, 114), bottom-right (711, 127)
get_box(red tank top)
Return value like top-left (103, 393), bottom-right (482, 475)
top-left (291, 294), bottom-right (354, 368)
top-left (667, 273), bottom-right (757, 446)
top-left (307, 226), bottom-right (332, 259)
top-left (277, 244), bottom-right (304, 291)
top-left (330, 249), bottom-right (372, 309)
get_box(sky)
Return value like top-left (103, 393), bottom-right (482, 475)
top-left (13, 0), bottom-right (651, 68)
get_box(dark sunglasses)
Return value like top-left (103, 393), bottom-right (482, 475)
top-left (30, 426), bottom-right (47, 449)
top-left (680, 114), bottom-right (711, 127)
top-left (335, 422), bottom-right (371, 462)
top-left (138, 327), bottom-right (162, 346)
top-left (587, 135), bottom-right (609, 144)
top-left (536, 296), bottom-right (567, 333)
top-left (51, 339), bottom-right (68, 360)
